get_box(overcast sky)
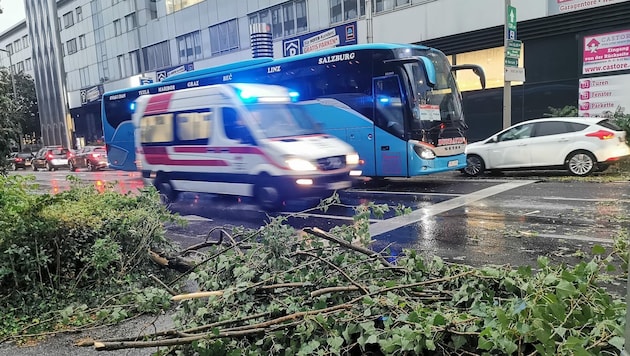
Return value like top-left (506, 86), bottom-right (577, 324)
top-left (0, 0), bottom-right (26, 33)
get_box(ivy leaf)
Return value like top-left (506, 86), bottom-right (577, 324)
top-left (326, 336), bottom-right (344, 351)
top-left (591, 245), bottom-right (606, 255)
top-left (608, 336), bottom-right (625, 351)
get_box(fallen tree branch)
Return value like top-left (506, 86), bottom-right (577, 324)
top-left (311, 285), bottom-right (360, 298)
top-left (303, 227), bottom-right (403, 271)
top-left (296, 251), bottom-right (368, 295)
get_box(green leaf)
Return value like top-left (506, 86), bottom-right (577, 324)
top-left (326, 336), bottom-right (344, 350)
top-left (555, 280), bottom-right (577, 299)
top-left (591, 245), bottom-right (606, 255)
top-left (608, 336), bottom-right (625, 351)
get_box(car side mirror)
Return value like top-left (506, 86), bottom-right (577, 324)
top-left (488, 136), bottom-right (498, 143)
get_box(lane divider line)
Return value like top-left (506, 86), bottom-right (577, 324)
top-left (368, 180), bottom-right (538, 237)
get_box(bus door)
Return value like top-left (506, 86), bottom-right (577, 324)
top-left (373, 75), bottom-right (408, 177)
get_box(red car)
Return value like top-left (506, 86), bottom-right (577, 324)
top-left (68, 146), bottom-right (109, 171)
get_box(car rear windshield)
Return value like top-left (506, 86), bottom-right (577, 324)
top-left (597, 119), bottom-right (623, 131)
top-left (51, 149), bottom-right (68, 155)
top-left (93, 147), bottom-right (106, 153)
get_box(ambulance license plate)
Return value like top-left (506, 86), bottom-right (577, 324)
top-left (448, 160), bottom-right (459, 167)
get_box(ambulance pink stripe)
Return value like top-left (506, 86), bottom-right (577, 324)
top-left (144, 92), bottom-right (175, 115)
top-left (142, 146), bottom-right (228, 166)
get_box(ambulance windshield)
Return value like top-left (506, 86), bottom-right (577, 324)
top-left (247, 104), bottom-right (322, 138)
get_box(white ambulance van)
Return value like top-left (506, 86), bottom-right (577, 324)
top-left (132, 83), bottom-right (361, 210)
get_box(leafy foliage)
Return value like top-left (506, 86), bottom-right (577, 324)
top-left (151, 203), bottom-right (627, 356)
top-left (0, 175), bottom-right (183, 339)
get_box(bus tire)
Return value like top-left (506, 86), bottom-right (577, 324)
top-left (154, 175), bottom-right (180, 204)
top-left (254, 174), bottom-right (283, 211)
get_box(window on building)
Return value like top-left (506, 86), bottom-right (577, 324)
top-left (129, 50), bottom-right (141, 74)
top-left (114, 19), bottom-right (122, 36)
top-left (249, 1), bottom-right (308, 39)
top-left (63, 11), bottom-right (75, 28)
top-left (80, 67), bottom-right (90, 88)
top-left (125, 13), bottom-right (137, 31)
top-left (396, 0), bottom-right (410, 6)
top-left (61, 43), bottom-right (65, 56)
top-left (209, 19), bottom-right (239, 55)
top-left (332, 0), bottom-right (365, 21)
top-left (177, 31), bottom-right (202, 63)
top-left (79, 34), bottom-right (86, 50)
top-left (16, 61), bottom-right (24, 73)
top-left (25, 58), bottom-right (32, 71)
top-left (76, 6), bottom-right (83, 22)
top-left (13, 39), bottom-right (21, 52)
top-left (452, 46), bottom-right (524, 91)
top-left (148, 0), bottom-right (158, 19)
top-left (22, 35), bottom-right (29, 48)
top-left (271, 6), bottom-right (283, 38)
top-left (118, 55), bottom-right (126, 78)
top-left (142, 41), bottom-right (171, 71)
top-left (5, 44), bottom-right (12, 55)
top-left (165, 0), bottom-right (204, 14)
top-left (67, 38), bottom-right (78, 55)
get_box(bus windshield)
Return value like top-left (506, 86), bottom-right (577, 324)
top-left (247, 104), bottom-right (321, 139)
top-left (402, 49), bottom-right (465, 139)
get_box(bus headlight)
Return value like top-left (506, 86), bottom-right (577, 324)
top-left (346, 153), bottom-right (360, 166)
top-left (285, 157), bottom-right (317, 171)
top-left (413, 145), bottom-right (436, 160)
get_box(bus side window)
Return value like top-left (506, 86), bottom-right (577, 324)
top-left (222, 107), bottom-right (255, 145)
top-left (374, 76), bottom-right (405, 138)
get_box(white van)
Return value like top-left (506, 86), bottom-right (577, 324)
top-left (132, 83), bottom-right (361, 209)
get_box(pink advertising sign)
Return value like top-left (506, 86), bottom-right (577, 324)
top-left (583, 29), bottom-right (630, 74)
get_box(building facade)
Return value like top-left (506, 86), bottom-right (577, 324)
top-left (1, 0), bottom-right (629, 146)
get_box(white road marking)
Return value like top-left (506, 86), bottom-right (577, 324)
top-left (368, 180), bottom-right (537, 236)
top-left (542, 197), bottom-right (620, 202)
top-left (285, 212), bottom-right (381, 223)
top-left (181, 215), bottom-right (213, 222)
top-left (534, 233), bottom-right (614, 244)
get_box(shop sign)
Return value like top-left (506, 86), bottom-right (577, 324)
top-left (578, 73), bottom-right (630, 116)
top-left (548, 0), bottom-right (630, 15)
top-left (80, 85), bottom-right (103, 105)
top-left (582, 29), bottom-right (630, 74)
top-left (282, 22), bottom-right (357, 57)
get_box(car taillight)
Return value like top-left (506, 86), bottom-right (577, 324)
top-left (91, 153), bottom-right (100, 158)
top-left (15, 158), bottom-right (22, 162)
top-left (47, 153), bottom-right (53, 159)
top-left (586, 130), bottom-right (615, 140)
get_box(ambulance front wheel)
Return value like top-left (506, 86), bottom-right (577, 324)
top-left (155, 175), bottom-right (180, 204)
top-left (254, 174), bottom-right (283, 211)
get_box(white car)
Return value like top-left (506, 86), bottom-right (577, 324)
top-left (463, 117), bottom-right (630, 177)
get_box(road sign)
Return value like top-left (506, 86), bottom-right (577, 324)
top-left (506, 5), bottom-right (517, 39)
top-left (506, 48), bottom-right (521, 59)
top-left (507, 39), bottom-right (522, 49)
top-left (505, 66), bottom-right (525, 82)
top-left (504, 57), bottom-right (518, 67)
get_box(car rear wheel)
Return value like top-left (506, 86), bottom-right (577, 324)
top-left (463, 155), bottom-right (485, 177)
top-left (11, 163), bottom-right (17, 171)
top-left (254, 174), bottom-right (283, 211)
top-left (46, 162), bottom-right (54, 171)
top-left (566, 150), bottom-right (596, 176)
top-left (69, 161), bottom-right (77, 172)
top-left (32, 163), bottom-right (38, 171)
top-left (87, 161), bottom-right (96, 171)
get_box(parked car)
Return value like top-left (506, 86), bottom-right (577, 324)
top-left (69, 145), bottom-right (109, 171)
top-left (463, 117), bottom-right (630, 177)
top-left (32, 146), bottom-right (71, 171)
top-left (7, 152), bottom-right (34, 170)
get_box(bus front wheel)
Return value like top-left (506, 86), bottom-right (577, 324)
top-left (154, 175), bottom-right (180, 204)
top-left (254, 174), bottom-right (283, 211)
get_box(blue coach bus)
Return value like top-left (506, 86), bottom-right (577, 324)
top-left (102, 43), bottom-right (485, 177)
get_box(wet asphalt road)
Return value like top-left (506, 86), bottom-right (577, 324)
top-left (3, 169), bottom-right (628, 355)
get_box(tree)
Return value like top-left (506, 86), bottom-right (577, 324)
top-left (0, 68), bottom-right (40, 171)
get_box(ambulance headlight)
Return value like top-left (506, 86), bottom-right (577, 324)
top-left (413, 144), bottom-right (436, 160)
top-left (346, 153), bottom-right (360, 166)
top-left (285, 157), bottom-right (317, 171)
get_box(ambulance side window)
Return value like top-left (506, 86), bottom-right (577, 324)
top-left (222, 107), bottom-right (255, 145)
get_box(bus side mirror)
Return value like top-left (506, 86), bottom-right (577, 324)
top-left (418, 57), bottom-right (437, 88)
top-left (452, 64), bottom-right (486, 89)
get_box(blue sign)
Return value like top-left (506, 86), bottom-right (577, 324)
top-left (156, 63), bottom-right (195, 82)
top-left (140, 77), bottom-right (154, 85)
top-left (282, 22), bottom-right (357, 57)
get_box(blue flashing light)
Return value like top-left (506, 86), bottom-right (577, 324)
top-left (129, 101), bottom-right (136, 113)
top-left (378, 96), bottom-right (391, 104)
top-left (288, 91), bottom-right (300, 102)
top-left (235, 88), bottom-right (258, 103)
